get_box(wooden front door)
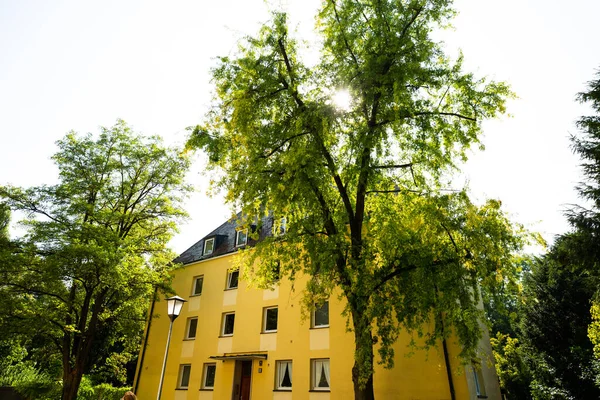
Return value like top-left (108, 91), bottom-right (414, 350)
top-left (240, 361), bottom-right (252, 400)
top-left (233, 360), bottom-right (252, 400)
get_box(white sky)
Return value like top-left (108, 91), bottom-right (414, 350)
top-left (0, 0), bottom-right (598, 254)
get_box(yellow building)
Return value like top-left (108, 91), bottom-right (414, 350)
top-left (134, 217), bottom-right (501, 400)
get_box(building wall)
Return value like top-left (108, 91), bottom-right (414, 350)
top-left (135, 253), bottom-right (501, 400)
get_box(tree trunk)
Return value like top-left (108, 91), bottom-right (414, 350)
top-left (61, 367), bottom-right (84, 400)
top-left (352, 362), bottom-right (375, 400)
top-left (60, 288), bottom-right (107, 400)
top-left (351, 307), bottom-right (376, 400)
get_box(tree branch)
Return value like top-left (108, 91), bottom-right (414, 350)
top-left (260, 131), bottom-right (311, 159)
top-left (365, 189), bottom-right (423, 194)
top-left (375, 111), bottom-right (477, 128)
top-left (372, 258), bottom-right (458, 293)
top-left (399, 4), bottom-right (425, 41)
top-left (372, 163), bottom-right (413, 169)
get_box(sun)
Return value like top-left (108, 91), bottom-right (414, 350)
top-left (332, 89), bottom-right (352, 111)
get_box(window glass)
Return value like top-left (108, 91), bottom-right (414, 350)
top-left (178, 364), bottom-right (191, 389)
top-left (275, 360), bottom-right (292, 390)
top-left (236, 230), bottom-right (247, 246)
top-left (203, 363), bottom-right (216, 389)
top-left (274, 216), bottom-right (287, 236)
top-left (311, 359), bottom-right (330, 390)
top-left (227, 270), bottom-right (239, 289)
top-left (222, 313), bottom-right (235, 336)
top-left (186, 318), bottom-right (198, 339)
top-left (203, 238), bottom-right (214, 255)
top-left (313, 301), bottom-right (329, 327)
top-left (192, 276), bottom-right (203, 295)
top-left (473, 365), bottom-right (487, 397)
top-left (263, 307), bottom-right (278, 332)
top-left (280, 217), bottom-right (287, 234)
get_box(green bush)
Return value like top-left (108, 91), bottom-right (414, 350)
top-left (77, 377), bottom-right (131, 400)
top-left (0, 363), bottom-right (60, 400)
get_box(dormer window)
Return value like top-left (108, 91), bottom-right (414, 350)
top-left (274, 216), bottom-right (286, 236)
top-left (203, 237), bottom-right (215, 255)
top-left (236, 230), bottom-right (248, 247)
top-left (280, 217), bottom-right (287, 234)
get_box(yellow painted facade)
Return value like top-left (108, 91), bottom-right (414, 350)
top-left (134, 251), bottom-right (501, 400)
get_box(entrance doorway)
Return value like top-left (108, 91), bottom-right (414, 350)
top-left (232, 360), bottom-right (252, 400)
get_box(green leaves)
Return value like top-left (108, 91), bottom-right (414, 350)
top-left (188, 1), bottom-right (523, 394)
top-left (0, 120), bottom-right (190, 397)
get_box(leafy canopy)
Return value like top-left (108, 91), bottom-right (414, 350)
top-left (188, 0), bottom-right (527, 390)
top-left (0, 120), bottom-right (191, 399)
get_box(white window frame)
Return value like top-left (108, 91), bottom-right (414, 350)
top-left (177, 364), bottom-right (191, 389)
top-left (226, 270), bottom-right (239, 289)
top-left (185, 317), bottom-right (198, 340)
top-left (275, 360), bottom-right (292, 390)
top-left (311, 301), bottom-right (329, 328)
top-left (236, 229), bottom-right (248, 247)
top-left (202, 363), bottom-right (217, 390)
top-left (203, 237), bottom-right (215, 255)
top-left (310, 358), bottom-right (330, 391)
top-left (221, 312), bottom-right (235, 336)
top-left (192, 275), bottom-right (204, 296)
top-left (262, 306), bottom-right (278, 333)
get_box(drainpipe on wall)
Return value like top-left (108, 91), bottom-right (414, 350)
top-left (442, 333), bottom-right (456, 400)
top-left (434, 283), bottom-right (456, 400)
top-left (133, 286), bottom-right (158, 393)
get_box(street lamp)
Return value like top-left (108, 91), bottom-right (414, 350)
top-left (157, 295), bottom-right (187, 400)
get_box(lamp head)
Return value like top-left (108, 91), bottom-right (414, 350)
top-left (166, 295), bottom-right (187, 321)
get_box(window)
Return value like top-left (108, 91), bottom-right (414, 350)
top-left (203, 238), bottom-right (214, 255)
top-left (472, 364), bottom-right (487, 397)
top-left (202, 363), bottom-right (216, 390)
top-left (274, 216), bottom-right (286, 236)
top-left (221, 312), bottom-right (235, 336)
top-left (312, 301), bottom-right (329, 328)
top-left (236, 230), bottom-right (247, 247)
top-left (275, 360), bottom-right (292, 390)
top-left (177, 364), bottom-right (191, 389)
top-left (226, 270), bottom-right (239, 289)
top-left (185, 317), bottom-right (198, 339)
top-left (280, 217), bottom-right (287, 234)
top-left (311, 359), bottom-right (330, 390)
top-left (192, 275), bottom-right (204, 296)
top-left (262, 306), bottom-right (278, 333)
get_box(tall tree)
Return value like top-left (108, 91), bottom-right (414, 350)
top-left (519, 238), bottom-right (600, 399)
top-left (569, 69), bottom-right (600, 249)
top-left (506, 68), bottom-right (600, 399)
top-left (188, 2), bottom-right (527, 399)
top-left (0, 120), bottom-right (191, 400)
top-left (570, 69), bottom-right (600, 382)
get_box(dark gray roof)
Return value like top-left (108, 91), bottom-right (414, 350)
top-left (174, 213), bottom-right (274, 265)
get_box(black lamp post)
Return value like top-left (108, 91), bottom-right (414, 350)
top-left (157, 295), bottom-right (187, 400)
